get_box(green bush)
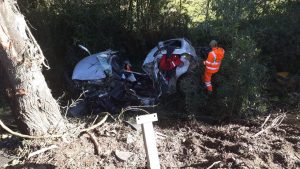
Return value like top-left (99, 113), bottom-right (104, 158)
top-left (211, 35), bottom-right (268, 117)
top-left (16, 0), bottom-right (298, 119)
top-left (179, 33), bottom-right (269, 118)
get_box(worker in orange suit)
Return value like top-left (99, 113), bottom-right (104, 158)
top-left (203, 40), bottom-right (225, 94)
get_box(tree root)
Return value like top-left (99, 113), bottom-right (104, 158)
top-left (28, 145), bottom-right (58, 158)
top-left (0, 120), bottom-right (63, 139)
top-left (0, 112), bottom-right (108, 139)
top-left (80, 114), bottom-right (108, 133)
top-left (85, 132), bottom-right (100, 155)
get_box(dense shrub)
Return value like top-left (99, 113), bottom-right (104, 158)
top-left (13, 0), bottom-right (299, 118)
top-left (17, 0), bottom-right (191, 95)
top-left (212, 35), bottom-right (268, 117)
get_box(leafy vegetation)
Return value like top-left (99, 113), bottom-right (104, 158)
top-left (10, 0), bottom-right (300, 117)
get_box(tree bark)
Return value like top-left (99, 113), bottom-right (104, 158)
top-left (128, 0), bottom-right (133, 31)
top-left (0, 0), bottom-right (65, 135)
top-left (205, 0), bottom-right (211, 32)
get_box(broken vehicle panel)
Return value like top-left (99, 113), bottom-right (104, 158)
top-left (70, 38), bottom-right (199, 116)
top-left (72, 50), bottom-right (117, 81)
top-left (143, 38), bottom-right (198, 94)
top-left (70, 48), bottom-right (159, 116)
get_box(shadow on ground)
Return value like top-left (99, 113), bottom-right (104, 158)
top-left (6, 163), bottom-right (56, 169)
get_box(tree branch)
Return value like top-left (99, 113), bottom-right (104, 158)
top-left (0, 120), bottom-right (62, 139)
top-left (28, 145), bottom-right (58, 158)
top-left (85, 132), bottom-right (100, 155)
top-left (80, 114), bottom-right (108, 133)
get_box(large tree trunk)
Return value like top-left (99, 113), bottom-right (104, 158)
top-left (0, 0), bottom-right (65, 135)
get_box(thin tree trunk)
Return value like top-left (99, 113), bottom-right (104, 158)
top-left (205, 0), bottom-right (210, 32)
top-left (0, 0), bottom-right (65, 135)
top-left (128, 0), bottom-right (133, 31)
top-left (136, 0), bottom-right (140, 25)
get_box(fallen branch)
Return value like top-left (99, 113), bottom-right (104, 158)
top-left (86, 132), bottom-right (100, 155)
top-left (156, 132), bottom-right (167, 138)
top-left (198, 144), bottom-right (211, 152)
top-left (156, 132), bottom-right (168, 140)
top-left (28, 145), bottom-right (58, 158)
top-left (0, 120), bottom-right (63, 139)
top-left (207, 161), bottom-right (221, 169)
top-left (118, 106), bottom-right (150, 121)
top-left (252, 113), bottom-right (286, 137)
top-left (191, 141), bottom-right (211, 151)
top-left (261, 114), bottom-right (271, 128)
top-left (123, 121), bottom-right (140, 131)
top-left (123, 107), bottom-right (151, 114)
top-left (126, 104), bottom-right (158, 109)
top-left (91, 115), bottom-right (99, 126)
top-left (107, 113), bottom-right (117, 122)
top-left (80, 114), bottom-right (108, 133)
top-left (295, 153), bottom-right (300, 160)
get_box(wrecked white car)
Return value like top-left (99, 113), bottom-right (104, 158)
top-left (70, 48), bottom-right (159, 116)
top-left (143, 38), bottom-right (199, 94)
top-left (69, 38), bottom-right (201, 116)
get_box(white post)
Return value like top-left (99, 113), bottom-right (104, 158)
top-left (136, 113), bottom-right (160, 169)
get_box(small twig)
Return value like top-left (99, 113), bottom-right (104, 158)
top-left (261, 114), bottom-right (271, 128)
top-left (123, 121), bottom-right (140, 131)
top-left (67, 92), bottom-right (85, 109)
top-left (107, 113), bottom-right (117, 122)
top-left (295, 153), bottom-right (300, 160)
top-left (52, 116), bottom-right (65, 134)
top-left (25, 19), bottom-right (37, 30)
top-left (86, 132), bottom-right (100, 155)
top-left (127, 104), bottom-right (158, 109)
top-left (24, 23), bottom-right (50, 69)
top-left (207, 161), bottom-right (221, 169)
top-left (70, 92), bottom-right (85, 107)
top-left (47, 157), bottom-right (55, 164)
top-left (91, 115), bottom-right (99, 126)
top-left (63, 91), bottom-right (86, 117)
top-left (253, 127), bottom-right (268, 138)
top-left (156, 132), bottom-right (167, 138)
top-left (64, 100), bottom-right (70, 118)
top-left (0, 120), bottom-right (63, 139)
top-left (56, 91), bottom-right (66, 103)
top-left (272, 114), bottom-right (285, 128)
top-left (252, 113), bottom-right (286, 137)
top-left (198, 144), bottom-right (211, 151)
top-left (27, 145), bottom-right (58, 158)
top-left (123, 106), bottom-right (151, 114)
top-left (74, 123), bottom-right (86, 134)
top-left (80, 114), bottom-right (108, 133)
top-left (191, 140), bottom-right (211, 151)
top-left (118, 106), bottom-right (150, 121)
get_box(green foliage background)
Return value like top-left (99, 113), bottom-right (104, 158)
top-left (10, 0), bottom-right (300, 117)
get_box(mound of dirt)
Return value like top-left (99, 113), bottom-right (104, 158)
top-left (1, 114), bottom-right (300, 169)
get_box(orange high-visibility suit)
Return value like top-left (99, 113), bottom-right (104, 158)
top-left (203, 47), bottom-right (225, 92)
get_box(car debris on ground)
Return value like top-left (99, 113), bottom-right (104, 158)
top-left (69, 38), bottom-right (202, 116)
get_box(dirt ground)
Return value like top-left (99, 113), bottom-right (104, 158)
top-left (0, 112), bottom-right (300, 169)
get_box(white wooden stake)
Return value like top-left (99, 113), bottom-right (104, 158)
top-left (136, 113), bottom-right (160, 169)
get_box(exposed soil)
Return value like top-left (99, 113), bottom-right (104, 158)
top-left (1, 113), bottom-right (300, 169)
